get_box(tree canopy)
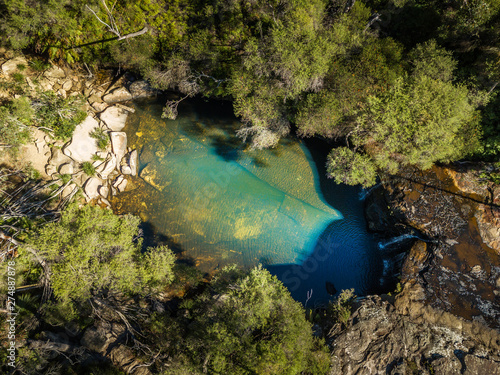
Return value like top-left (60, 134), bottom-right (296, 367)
top-left (21, 204), bottom-right (176, 316)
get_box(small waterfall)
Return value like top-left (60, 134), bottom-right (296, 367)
top-left (359, 183), bottom-right (382, 201)
top-left (378, 233), bottom-right (420, 250)
top-left (382, 259), bottom-right (392, 276)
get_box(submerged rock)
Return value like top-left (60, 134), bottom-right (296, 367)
top-left (139, 162), bottom-right (171, 191)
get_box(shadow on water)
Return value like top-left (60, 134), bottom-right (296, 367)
top-left (267, 137), bottom-right (390, 305)
top-left (139, 221), bottom-right (197, 267)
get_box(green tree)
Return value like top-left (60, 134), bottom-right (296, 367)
top-left (355, 76), bottom-right (481, 173)
top-left (326, 147), bottom-right (378, 187)
top-left (160, 265), bottom-right (330, 374)
top-left (21, 204), bottom-right (175, 317)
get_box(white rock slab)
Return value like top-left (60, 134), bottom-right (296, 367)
top-left (2, 56), bottom-right (28, 75)
top-left (110, 132), bottom-right (127, 162)
top-left (99, 106), bottom-right (128, 131)
top-left (121, 165), bottom-right (132, 175)
top-left (98, 185), bottom-right (109, 198)
top-left (63, 116), bottom-right (99, 163)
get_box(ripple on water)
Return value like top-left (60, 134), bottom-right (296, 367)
top-left (111, 98), bottom-right (382, 304)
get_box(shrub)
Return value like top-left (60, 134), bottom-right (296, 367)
top-left (89, 127), bottom-right (109, 150)
top-left (33, 91), bottom-right (86, 140)
top-left (80, 161), bottom-right (96, 177)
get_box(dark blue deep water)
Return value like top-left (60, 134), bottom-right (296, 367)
top-left (112, 98), bottom-right (386, 306)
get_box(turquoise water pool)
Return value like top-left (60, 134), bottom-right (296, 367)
top-left (112, 97), bottom-right (384, 305)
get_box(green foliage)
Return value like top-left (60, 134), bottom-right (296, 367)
top-left (29, 59), bottom-right (51, 72)
top-left (354, 76), bottom-right (481, 178)
top-left (22, 204), bottom-right (176, 312)
top-left (33, 91), bottom-right (86, 140)
top-left (81, 161), bottom-right (96, 177)
top-left (328, 288), bottom-right (356, 327)
top-left (327, 147), bottom-right (377, 187)
top-left (160, 265), bottom-right (330, 374)
top-left (0, 96), bottom-right (33, 150)
top-left (479, 163), bottom-right (500, 184)
top-left (408, 40), bottom-right (456, 82)
top-left (90, 127), bottom-right (109, 150)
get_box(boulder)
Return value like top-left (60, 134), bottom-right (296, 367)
top-left (38, 78), bottom-right (53, 91)
top-left (103, 87), bottom-right (132, 103)
top-left (99, 106), bottom-right (129, 131)
top-left (115, 103), bottom-right (135, 113)
top-left (121, 165), bottom-right (132, 175)
top-left (1, 56), bottom-right (28, 75)
top-left (129, 149), bottom-right (138, 176)
top-left (113, 175), bottom-right (128, 192)
top-left (49, 147), bottom-right (72, 166)
top-left (91, 101), bottom-right (108, 113)
top-left (61, 184), bottom-right (77, 200)
top-left (96, 156), bottom-right (117, 180)
top-left (110, 132), bottom-right (127, 162)
top-left (129, 80), bottom-right (156, 98)
top-left (84, 177), bottom-right (102, 202)
top-left (81, 327), bottom-right (109, 353)
top-left (45, 163), bottom-right (57, 176)
top-left (62, 80), bottom-right (73, 91)
top-left (56, 89), bottom-right (67, 99)
top-left (475, 206), bottom-right (500, 254)
top-left (63, 116), bottom-right (99, 163)
top-left (99, 185), bottom-right (109, 198)
top-left (44, 65), bottom-right (66, 79)
top-left (58, 163), bottom-right (74, 175)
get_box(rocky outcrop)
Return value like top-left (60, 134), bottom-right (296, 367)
top-left (103, 87), bottom-right (133, 103)
top-left (330, 295), bottom-right (500, 375)
top-left (400, 240), bottom-right (430, 283)
top-left (372, 166), bottom-right (500, 331)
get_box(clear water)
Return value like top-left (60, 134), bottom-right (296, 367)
top-left (111, 98), bottom-right (384, 305)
